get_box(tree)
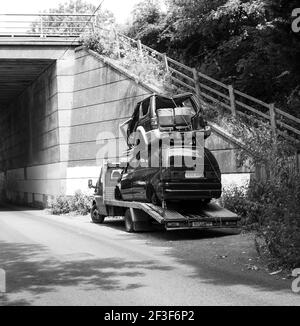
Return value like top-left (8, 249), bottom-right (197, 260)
top-left (32, 0), bottom-right (115, 36)
top-left (125, 0), bottom-right (300, 117)
top-left (126, 0), bottom-right (167, 51)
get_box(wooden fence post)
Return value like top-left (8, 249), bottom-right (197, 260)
top-left (91, 16), bottom-right (96, 33)
top-left (192, 68), bottom-right (202, 101)
top-left (137, 40), bottom-right (143, 58)
top-left (113, 28), bottom-right (121, 59)
top-left (269, 103), bottom-right (277, 136)
top-left (228, 85), bottom-right (237, 117)
top-left (163, 53), bottom-right (169, 73)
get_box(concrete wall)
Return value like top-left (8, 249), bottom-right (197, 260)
top-left (206, 130), bottom-right (253, 188)
top-left (61, 48), bottom-right (152, 195)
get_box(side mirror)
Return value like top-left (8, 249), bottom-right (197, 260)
top-left (88, 179), bottom-right (93, 189)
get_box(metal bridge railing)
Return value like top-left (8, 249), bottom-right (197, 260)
top-left (0, 13), bottom-right (95, 38)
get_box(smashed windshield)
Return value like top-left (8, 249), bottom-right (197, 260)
top-left (155, 95), bottom-right (196, 114)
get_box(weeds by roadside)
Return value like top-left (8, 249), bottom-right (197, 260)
top-left (48, 190), bottom-right (92, 216)
top-left (221, 117), bottom-right (300, 270)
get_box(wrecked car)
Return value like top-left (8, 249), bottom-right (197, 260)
top-left (120, 93), bottom-right (211, 148)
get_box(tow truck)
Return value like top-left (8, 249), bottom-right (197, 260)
top-left (88, 161), bottom-right (240, 233)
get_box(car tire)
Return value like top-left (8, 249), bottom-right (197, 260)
top-left (91, 204), bottom-right (105, 224)
top-left (124, 209), bottom-right (134, 233)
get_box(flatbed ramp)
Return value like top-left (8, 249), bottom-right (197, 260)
top-left (104, 199), bottom-right (240, 231)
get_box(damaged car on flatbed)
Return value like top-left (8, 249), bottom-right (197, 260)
top-left (120, 93), bottom-right (212, 148)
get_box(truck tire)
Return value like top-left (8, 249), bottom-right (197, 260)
top-left (91, 204), bottom-right (105, 224)
top-left (124, 209), bottom-right (134, 233)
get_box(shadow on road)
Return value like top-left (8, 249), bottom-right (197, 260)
top-left (0, 205), bottom-right (296, 304)
top-left (0, 240), bottom-right (172, 306)
top-left (95, 221), bottom-right (295, 297)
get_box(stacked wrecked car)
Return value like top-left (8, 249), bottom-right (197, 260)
top-left (117, 93), bottom-right (222, 206)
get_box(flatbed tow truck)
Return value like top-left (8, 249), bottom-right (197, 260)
top-left (88, 161), bottom-right (240, 233)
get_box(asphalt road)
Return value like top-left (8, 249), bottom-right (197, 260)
top-left (0, 205), bottom-right (299, 306)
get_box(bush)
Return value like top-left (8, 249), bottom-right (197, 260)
top-left (220, 116), bottom-right (300, 268)
top-left (221, 186), bottom-right (265, 228)
top-left (48, 190), bottom-right (92, 216)
top-left (222, 179), bottom-right (300, 268)
top-left (260, 220), bottom-right (300, 268)
top-left (69, 190), bottom-right (92, 215)
top-left (80, 31), bottom-right (118, 58)
top-left (48, 195), bottom-right (71, 215)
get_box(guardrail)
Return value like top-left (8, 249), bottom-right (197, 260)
top-left (95, 26), bottom-right (300, 144)
top-left (0, 13), bottom-right (95, 38)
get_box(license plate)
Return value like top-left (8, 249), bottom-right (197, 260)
top-left (193, 221), bottom-right (213, 227)
top-left (185, 171), bottom-right (203, 179)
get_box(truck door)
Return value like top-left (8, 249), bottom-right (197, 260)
top-left (130, 157), bottom-right (150, 201)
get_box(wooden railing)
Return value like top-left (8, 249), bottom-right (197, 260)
top-left (94, 26), bottom-right (300, 144)
top-left (0, 13), bottom-right (95, 38)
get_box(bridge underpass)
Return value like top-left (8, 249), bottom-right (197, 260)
top-left (0, 38), bottom-right (80, 206)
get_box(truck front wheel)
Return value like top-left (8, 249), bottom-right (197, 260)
top-left (91, 204), bottom-right (105, 224)
top-left (124, 209), bottom-right (134, 233)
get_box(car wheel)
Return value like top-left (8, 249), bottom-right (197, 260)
top-left (124, 209), bottom-right (134, 233)
top-left (91, 204), bottom-right (105, 224)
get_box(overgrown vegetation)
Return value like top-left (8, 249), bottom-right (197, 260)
top-left (80, 31), bottom-right (174, 92)
top-left (125, 0), bottom-right (300, 117)
top-left (48, 190), bottom-right (92, 216)
top-left (220, 117), bottom-right (300, 269)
